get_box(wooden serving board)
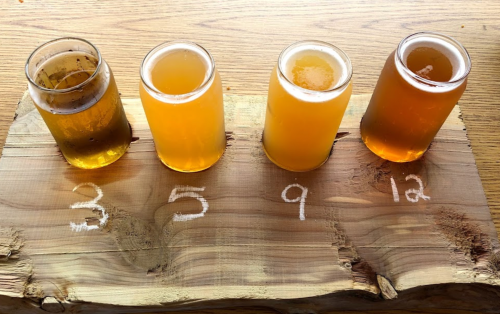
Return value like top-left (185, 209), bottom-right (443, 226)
top-left (0, 92), bottom-right (499, 314)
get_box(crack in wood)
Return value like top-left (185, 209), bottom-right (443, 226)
top-left (41, 296), bottom-right (65, 313)
top-left (325, 211), bottom-right (379, 292)
top-left (0, 227), bottom-right (23, 261)
top-left (0, 228), bottom-right (42, 302)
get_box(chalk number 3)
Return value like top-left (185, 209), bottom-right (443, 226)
top-left (69, 183), bottom-right (109, 232)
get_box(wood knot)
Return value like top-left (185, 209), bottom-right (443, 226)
top-left (105, 206), bottom-right (167, 274)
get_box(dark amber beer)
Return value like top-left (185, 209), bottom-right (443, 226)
top-left (26, 38), bottom-right (131, 169)
top-left (360, 32), bottom-right (471, 162)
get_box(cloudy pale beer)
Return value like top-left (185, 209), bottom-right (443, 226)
top-left (26, 38), bottom-right (131, 169)
top-left (140, 41), bottom-right (226, 172)
top-left (263, 41), bottom-right (353, 172)
top-left (360, 32), bottom-right (471, 162)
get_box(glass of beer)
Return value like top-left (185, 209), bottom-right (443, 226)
top-left (139, 41), bottom-right (226, 172)
top-left (25, 38), bottom-right (132, 169)
top-left (262, 40), bottom-right (353, 172)
top-left (360, 32), bottom-right (471, 162)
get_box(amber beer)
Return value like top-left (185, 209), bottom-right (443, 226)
top-left (263, 41), bottom-right (353, 172)
top-left (26, 38), bottom-right (131, 169)
top-left (139, 41), bottom-right (226, 172)
top-left (361, 32), bottom-right (471, 162)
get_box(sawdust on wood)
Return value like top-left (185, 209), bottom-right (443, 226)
top-left (435, 207), bottom-right (491, 263)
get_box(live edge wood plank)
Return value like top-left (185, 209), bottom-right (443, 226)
top-left (0, 93), bottom-right (499, 314)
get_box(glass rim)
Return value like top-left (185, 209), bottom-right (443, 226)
top-left (25, 37), bottom-right (103, 93)
top-left (396, 31), bottom-right (472, 86)
top-left (139, 40), bottom-right (216, 99)
top-left (277, 40), bottom-right (353, 94)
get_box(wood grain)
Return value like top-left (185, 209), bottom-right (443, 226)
top-left (1, 1), bottom-right (500, 313)
top-left (0, 94), bottom-right (499, 313)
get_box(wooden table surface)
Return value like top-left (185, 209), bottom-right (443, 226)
top-left (1, 1), bottom-right (499, 313)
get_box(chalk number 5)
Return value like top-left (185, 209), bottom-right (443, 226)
top-left (169, 185), bottom-right (209, 222)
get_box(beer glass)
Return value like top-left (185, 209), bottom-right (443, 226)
top-left (139, 41), bottom-right (226, 172)
top-left (26, 38), bottom-right (132, 169)
top-left (360, 32), bottom-right (471, 162)
top-left (262, 40), bottom-right (353, 172)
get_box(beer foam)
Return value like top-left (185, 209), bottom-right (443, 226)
top-left (30, 51), bottom-right (110, 115)
top-left (396, 34), bottom-right (470, 93)
top-left (141, 42), bottom-right (214, 103)
top-left (278, 42), bottom-right (351, 102)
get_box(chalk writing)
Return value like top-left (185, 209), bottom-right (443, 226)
top-left (404, 174), bottom-right (431, 203)
top-left (282, 184), bottom-right (308, 221)
top-left (390, 175), bottom-right (430, 203)
top-left (69, 183), bottom-right (108, 232)
top-left (169, 185), bottom-right (208, 222)
top-left (390, 177), bottom-right (400, 203)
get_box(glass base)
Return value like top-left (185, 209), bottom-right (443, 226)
top-left (361, 137), bottom-right (425, 163)
top-left (157, 150), bottom-right (225, 173)
top-left (64, 123), bottom-right (132, 169)
top-left (66, 147), bottom-right (130, 169)
top-left (262, 143), bottom-right (330, 172)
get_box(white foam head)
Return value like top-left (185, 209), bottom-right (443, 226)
top-left (277, 40), bottom-right (352, 103)
top-left (140, 41), bottom-right (215, 104)
top-left (25, 38), bottom-right (110, 115)
top-left (395, 32), bottom-right (471, 93)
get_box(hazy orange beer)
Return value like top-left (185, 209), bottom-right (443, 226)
top-left (140, 41), bottom-right (226, 172)
top-left (263, 41), bottom-right (353, 172)
top-left (26, 38), bottom-right (132, 169)
top-left (360, 32), bottom-right (471, 162)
